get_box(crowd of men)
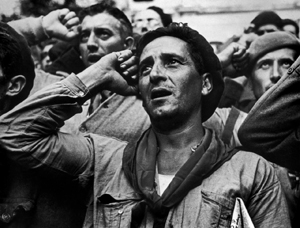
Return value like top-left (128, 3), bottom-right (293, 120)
top-left (0, 2), bottom-right (299, 228)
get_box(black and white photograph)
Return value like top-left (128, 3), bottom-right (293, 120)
top-left (0, 0), bottom-right (299, 227)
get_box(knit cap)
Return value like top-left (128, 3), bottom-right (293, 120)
top-left (247, 31), bottom-right (300, 74)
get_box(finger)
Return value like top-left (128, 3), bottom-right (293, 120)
top-left (61, 11), bottom-right (77, 25)
top-left (232, 45), bottom-right (246, 57)
top-left (58, 8), bottom-right (70, 21)
top-left (233, 59), bottom-right (249, 72)
top-left (122, 65), bottom-right (138, 80)
top-left (233, 53), bottom-right (249, 65)
top-left (115, 50), bottom-right (133, 62)
top-left (233, 51), bottom-right (248, 62)
top-left (64, 17), bottom-right (80, 29)
top-left (233, 48), bottom-right (246, 58)
top-left (120, 56), bottom-right (138, 70)
top-left (64, 31), bottom-right (79, 40)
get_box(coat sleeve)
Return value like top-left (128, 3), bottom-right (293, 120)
top-left (8, 16), bottom-right (48, 46)
top-left (0, 74), bottom-right (94, 181)
top-left (238, 56), bottom-right (300, 171)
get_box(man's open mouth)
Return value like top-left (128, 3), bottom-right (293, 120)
top-left (151, 88), bottom-right (172, 99)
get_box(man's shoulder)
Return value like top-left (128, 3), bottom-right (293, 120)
top-left (231, 150), bottom-right (271, 167)
top-left (31, 69), bottom-right (66, 95)
top-left (229, 150), bottom-right (276, 179)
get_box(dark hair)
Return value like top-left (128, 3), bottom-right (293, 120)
top-left (0, 23), bottom-right (35, 107)
top-left (136, 23), bottom-right (224, 122)
top-left (0, 30), bottom-right (22, 82)
top-left (147, 6), bottom-right (172, 27)
top-left (251, 11), bottom-right (282, 31)
top-left (282, 18), bottom-right (299, 37)
top-left (79, 2), bottom-right (133, 36)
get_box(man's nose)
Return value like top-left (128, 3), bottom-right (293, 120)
top-left (270, 62), bottom-right (282, 83)
top-left (87, 33), bottom-right (98, 52)
top-left (149, 63), bottom-right (167, 83)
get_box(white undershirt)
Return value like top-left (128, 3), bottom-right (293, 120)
top-left (157, 174), bottom-right (174, 195)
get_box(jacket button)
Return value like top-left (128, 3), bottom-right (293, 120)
top-left (1, 213), bottom-right (11, 223)
top-left (118, 209), bottom-right (123, 215)
top-left (78, 91), bottom-right (85, 97)
top-left (79, 126), bottom-right (87, 133)
top-left (287, 67), bottom-right (294, 74)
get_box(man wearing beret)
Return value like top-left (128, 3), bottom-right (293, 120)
top-left (239, 31), bottom-right (300, 227)
top-left (245, 31), bottom-right (300, 102)
top-left (218, 31), bottom-right (300, 226)
top-left (0, 23), bottom-right (290, 227)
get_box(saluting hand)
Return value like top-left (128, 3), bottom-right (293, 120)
top-left (77, 50), bottom-right (139, 96)
top-left (42, 8), bottom-right (80, 41)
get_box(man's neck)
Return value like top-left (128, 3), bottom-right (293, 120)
top-left (153, 120), bottom-right (205, 175)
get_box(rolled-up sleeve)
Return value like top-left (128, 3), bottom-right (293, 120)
top-left (0, 73), bottom-right (94, 180)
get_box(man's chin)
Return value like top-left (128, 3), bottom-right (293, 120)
top-left (148, 107), bottom-right (176, 121)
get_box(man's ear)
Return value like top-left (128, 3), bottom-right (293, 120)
top-left (124, 36), bottom-right (135, 50)
top-left (5, 75), bottom-right (27, 97)
top-left (201, 73), bottom-right (213, 96)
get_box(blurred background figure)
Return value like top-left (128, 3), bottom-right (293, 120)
top-left (249, 10), bottom-right (283, 36)
top-left (132, 6), bottom-right (172, 35)
top-left (282, 18), bottom-right (299, 37)
top-left (39, 39), bottom-right (58, 72)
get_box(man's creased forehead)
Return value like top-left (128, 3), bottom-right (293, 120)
top-left (140, 36), bottom-right (189, 61)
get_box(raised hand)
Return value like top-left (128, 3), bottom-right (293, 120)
top-left (78, 50), bottom-right (139, 96)
top-left (42, 8), bottom-right (80, 41)
top-left (217, 42), bottom-right (249, 76)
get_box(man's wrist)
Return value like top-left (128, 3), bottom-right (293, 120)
top-left (41, 16), bottom-right (52, 39)
top-left (76, 64), bottom-right (110, 95)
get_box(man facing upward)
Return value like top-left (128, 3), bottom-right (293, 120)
top-left (238, 31), bottom-right (300, 226)
top-left (78, 3), bottom-right (134, 68)
top-left (0, 23), bottom-right (290, 227)
top-left (55, 3), bottom-right (151, 142)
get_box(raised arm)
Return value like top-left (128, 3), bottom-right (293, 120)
top-left (238, 56), bottom-right (300, 172)
top-left (0, 50), bottom-right (138, 178)
top-left (8, 8), bottom-right (79, 46)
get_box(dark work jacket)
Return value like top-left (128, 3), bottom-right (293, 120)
top-left (0, 70), bottom-right (88, 228)
top-left (0, 153), bottom-right (87, 228)
top-left (238, 56), bottom-right (300, 172)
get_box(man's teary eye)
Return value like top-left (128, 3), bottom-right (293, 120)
top-left (139, 65), bottom-right (152, 76)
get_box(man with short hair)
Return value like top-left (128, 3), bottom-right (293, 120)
top-left (38, 3), bottom-right (151, 142)
top-left (0, 23), bottom-right (290, 227)
top-left (132, 6), bottom-right (172, 36)
top-left (77, 3), bottom-right (134, 68)
top-left (0, 10), bottom-right (89, 228)
top-left (0, 24), bottom-right (35, 116)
